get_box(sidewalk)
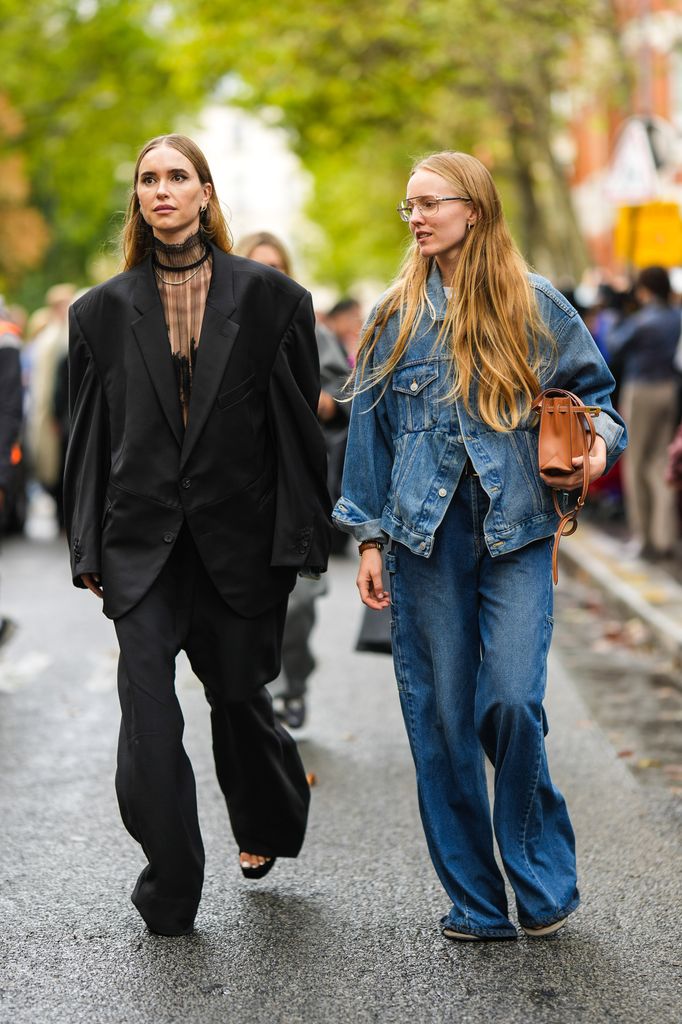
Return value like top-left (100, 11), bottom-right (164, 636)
top-left (559, 518), bottom-right (682, 662)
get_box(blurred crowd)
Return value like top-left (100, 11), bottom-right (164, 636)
top-left (1, 251), bottom-right (682, 696)
top-left (562, 264), bottom-right (682, 563)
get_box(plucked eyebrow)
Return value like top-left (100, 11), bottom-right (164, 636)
top-left (138, 166), bottom-right (192, 178)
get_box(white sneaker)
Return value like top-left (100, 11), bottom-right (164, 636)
top-left (522, 916), bottom-right (568, 937)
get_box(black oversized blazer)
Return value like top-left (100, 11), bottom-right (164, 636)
top-left (64, 245), bottom-right (332, 621)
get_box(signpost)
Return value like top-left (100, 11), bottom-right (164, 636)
top-left (607, 117), bottom-right (682, 268)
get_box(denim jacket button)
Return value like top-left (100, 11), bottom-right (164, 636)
top-left (438, 488), bottom-right (447, 497)
top-left (419, 541), bottom-right (426, 550)
top-left (410, 381), bottom-right (418, 392)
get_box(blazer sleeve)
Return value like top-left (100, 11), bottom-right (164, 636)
top-left (268, 291), bottom-right (333, 571)
top-left (63, 307), bottom-right (110, 587)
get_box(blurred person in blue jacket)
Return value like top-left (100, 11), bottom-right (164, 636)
top-left (608, 265), bottom-right (681, 559)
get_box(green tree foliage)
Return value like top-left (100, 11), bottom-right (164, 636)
top-left (0, 95), bottom-right (50, 294)
top-left (0, 0), bottom-right (205, 304)
top-left (1, 1), bottom-right (620, 299)
top-left (177, 0), bottom-right (619, 286)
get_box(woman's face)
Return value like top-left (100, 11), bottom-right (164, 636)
top-left (405, 168), bottom-right (476, 266)
top-left (248, 243), bottom-right (287, 274)
top-left (136, 144), bottom-right (212, 244)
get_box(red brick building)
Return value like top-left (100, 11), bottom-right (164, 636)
top-left (568, 1), bottom-right (682, 271)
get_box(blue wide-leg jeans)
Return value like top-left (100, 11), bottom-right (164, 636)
top-left (386, 472), bottom-right (580, 937)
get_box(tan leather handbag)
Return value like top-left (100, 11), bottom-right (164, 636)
top-left (531, 388), bottom-right (600, 584)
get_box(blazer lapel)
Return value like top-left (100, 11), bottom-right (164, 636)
top-left (131, 259), bottom-right (184, 448)
top-left (180, 249), bottom-right (240, 468)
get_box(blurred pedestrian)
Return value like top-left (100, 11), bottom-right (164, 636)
top-left (0, 301), bottom-right (23, 646)
top-left (28, 283), bottom-right (76, 528)
top-left (325, 297), bottom-right (363, 366)
top-left (608, 266), bottom-right (681, 559)
top-left (235, 230), bottom-right (350, 729)
top-left (334, 151), bottom-right (626, 942)
top-left (64, 134), bottom-right (331, 936)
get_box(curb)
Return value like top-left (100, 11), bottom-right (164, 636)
top-left (559, 527), bottom-right (682, 663)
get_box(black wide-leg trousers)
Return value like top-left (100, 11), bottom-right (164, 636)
top-left (113, 527), bottom-right (310, 936)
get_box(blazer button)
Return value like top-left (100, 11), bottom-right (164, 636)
top-left (163, 532), bottom-right (175, 544)
top-left (181, 477), bottom-right (191, 489)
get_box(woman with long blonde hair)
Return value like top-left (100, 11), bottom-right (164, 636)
top-left (333, 152), bottom-right (626, 942)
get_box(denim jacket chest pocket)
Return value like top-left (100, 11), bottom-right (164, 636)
top-left (392, 361), bottom-right (450, 433)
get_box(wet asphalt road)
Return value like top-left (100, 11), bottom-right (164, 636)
top-left (1, 529), bottom-right (681, 1024)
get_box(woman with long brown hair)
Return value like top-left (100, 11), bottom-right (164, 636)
top-left (333, 151), bottom-right (626, 941)
top-left (64, 134), bottom-right (331, 935)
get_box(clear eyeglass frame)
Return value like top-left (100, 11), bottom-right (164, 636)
top-left (396, 195), bottom-right (470, 222)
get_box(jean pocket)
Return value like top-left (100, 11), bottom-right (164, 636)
top-left (385, 551), bottom-right (397, 574)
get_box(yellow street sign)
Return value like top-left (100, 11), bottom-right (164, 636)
top-left (614, 202), bottom-right (682, 268)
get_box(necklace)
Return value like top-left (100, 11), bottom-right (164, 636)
top-left (154, 264), bottom-right (206, 286)
top-left (153, 248), bottom-right (210, 273)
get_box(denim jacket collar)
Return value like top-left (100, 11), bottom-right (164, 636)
top-left (426, 261), bottom-right (448, 322)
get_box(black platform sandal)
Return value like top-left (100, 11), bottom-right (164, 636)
top-left (240, 856), bottom-right (277, 880)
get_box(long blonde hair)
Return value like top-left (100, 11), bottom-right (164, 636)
top-left (355, 152), bottom-right (550, 431)
top-left (122, 134), bottom-right (232, 269)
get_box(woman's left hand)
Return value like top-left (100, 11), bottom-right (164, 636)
top-left (541, 434), bottom-right (607, 492)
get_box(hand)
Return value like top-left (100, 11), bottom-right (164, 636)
top-left (80, 573), bottom-right (104, 599)
top-left (541, 434), bottom-right (607, 492)
top-left (356, 548), bottom-right (390, 610)
top-left (317, 390), bottom-right (337, 422)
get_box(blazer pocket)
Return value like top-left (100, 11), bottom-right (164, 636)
top-left (217, 374), bottom-right (255, 411)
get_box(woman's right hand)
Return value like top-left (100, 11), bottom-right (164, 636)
top-left (356, 548), bottom-right (390, 610)
top-left (80, 573), bottom-right (104, 599)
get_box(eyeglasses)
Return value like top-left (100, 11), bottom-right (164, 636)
top-left (396, 195), bottom-right (470, 222)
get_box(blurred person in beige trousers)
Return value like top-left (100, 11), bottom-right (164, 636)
top-left (608, 266), bottom-right (681, 559)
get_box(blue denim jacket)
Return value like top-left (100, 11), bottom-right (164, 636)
top-left (332, 266), bottom-right (627, 558)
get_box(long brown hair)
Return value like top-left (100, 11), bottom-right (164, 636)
top-left (355, 151), bottom-right (551, 431)
top-left (122, 134), bottom-right (232, 269)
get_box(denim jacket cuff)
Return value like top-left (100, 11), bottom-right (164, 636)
top-left (593, 411), bottom-right (624, 449)
top-left (592, 411), bottom-right (626, 473)
top-left (332, 497), bottom-right (388, 543)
